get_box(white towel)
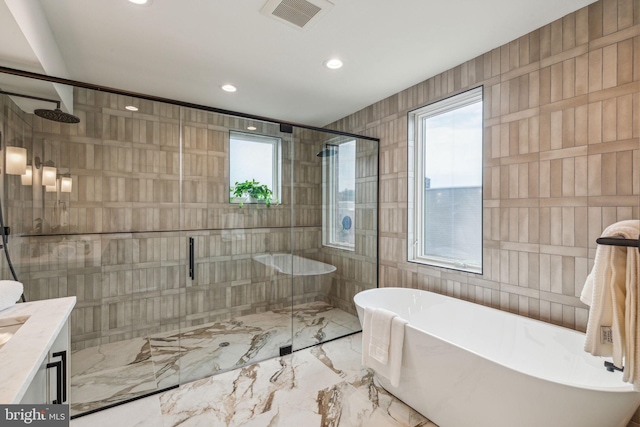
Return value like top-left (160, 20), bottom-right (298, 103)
top-left (623, 240), bottom-right (639, 387)
top-left (362, 307), bottom-right (408, 387)
top-left (581, 220), bottom-right (640, 386)
top-left (368, 307), bottom-right (396, 364)
top-left (0, 280), bottom-right (23, 311)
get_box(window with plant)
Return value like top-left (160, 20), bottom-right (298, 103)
top-left (229, 131), bottom-right (281, 206)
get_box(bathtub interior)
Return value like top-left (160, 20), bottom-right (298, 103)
top-left (355, 287), bottom-right (636, 392)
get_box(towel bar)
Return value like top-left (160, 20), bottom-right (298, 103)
top-left (596, 237), bottom-right (640, 252)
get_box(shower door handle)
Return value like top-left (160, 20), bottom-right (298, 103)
top-left (189, 237), bottom-right (195, 280)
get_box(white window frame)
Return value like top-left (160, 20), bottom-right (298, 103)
top-left (229, 131), bottom-right (282, 205)
top-left (407, 86), bottom-right (483, 274)
top-left (322, 138), bottom-right (356, 251)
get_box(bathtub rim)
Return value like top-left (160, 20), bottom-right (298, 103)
top-left (355, 286), bottom-right (639, 394)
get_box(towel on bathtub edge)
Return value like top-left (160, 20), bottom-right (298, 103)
top-left (368, 307), bottom-right (396, 364)
top-left (362, 307), bottom-right (408, 388)
top-left (580, 220), bottom-right (640, 387)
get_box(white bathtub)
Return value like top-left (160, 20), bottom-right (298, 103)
top-left (354, 287), bottom-right (640, 427)
top-left (252, 253), bottom-right (336, 276)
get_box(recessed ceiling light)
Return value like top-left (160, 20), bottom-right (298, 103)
top-left (221, 84), bottom-right (237, 93)
top-left (125, 105), bottom-right (139, 111)
top-left (324, 58), bottom-right (343, 70)
top-left (128, 0), bottom-right (151, 5)
top-left (247, 126), bottom-right (257, 131)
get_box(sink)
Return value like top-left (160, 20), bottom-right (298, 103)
top-left (0, 316), bottom-right (29, 350)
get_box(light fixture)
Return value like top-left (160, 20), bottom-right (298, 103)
top-left (247, 126), bottom-right (257, 131)
top-left (125, 105), bottom-right (139, 111)
top-left (60, 176), bottom-right (72, 193)
top-left (324, 58), bottom-right (343, 69)
top-left (6, 147), bottom-right (27, 175)
top-left (21, 166), bottom-right (33, 186)
top-left (128, 0), bottom-right (150, 4)
top-left (221, 84), bottom-right (237, 93)
top-left (45, 179), bottom-right (58, 193)
top-left (42, 166), bottom-right (57, 187)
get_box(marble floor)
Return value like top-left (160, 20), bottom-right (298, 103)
top-left (71, 333), bottom-right (436, 427)
top-left (71, 302), bottom-right (362, 416)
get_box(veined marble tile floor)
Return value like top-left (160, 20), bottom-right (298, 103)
top-left (71, 302), bottom-right (362, 416)
top-left (71, 333), bottom-right (436, 427)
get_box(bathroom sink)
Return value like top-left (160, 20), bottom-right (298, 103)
top-left (0, 316), bottom-right (29, 350)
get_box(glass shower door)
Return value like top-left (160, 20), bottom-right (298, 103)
top-left (177, 111), bottom-right (295, 385)
top-left (290, 128), bottom-right (377, 352)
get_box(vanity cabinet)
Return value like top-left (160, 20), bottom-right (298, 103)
top-left (0, 296), bottom-right (75, 405)
top-left (20, 318), bottom-right (70, 404)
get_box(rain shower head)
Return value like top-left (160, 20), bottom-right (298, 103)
top-left (34, 108), bottom-right (80, 124)
top-left (0, 90), bottom-right (80, 124)
top-left (316, 145), bottom-right (337, 157)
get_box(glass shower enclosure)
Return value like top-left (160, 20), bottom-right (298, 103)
top-left (0, 70), bottom-right (378, 416)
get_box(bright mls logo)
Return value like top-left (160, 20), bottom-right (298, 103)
top-left (1, 405), bottom-right (69, 426)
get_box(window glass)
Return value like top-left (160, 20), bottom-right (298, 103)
top-left (408, 87), bottom-right (483, 273)
top-left (323, 140), bottom-right (356, 250)
top-left (229, 131), bottom-right (281, 204)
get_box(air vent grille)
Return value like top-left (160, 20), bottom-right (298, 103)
top-left (272, 0), bottom-right (321, 28)
top-left (260, 0), bottom-right (333, 31)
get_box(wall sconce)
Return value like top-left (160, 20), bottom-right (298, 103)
top-left (45, 179), bottom-right (58, 193)
top-left (21, 166), bottom-right (33, 186)
top-left (42, 166), bottom-right (57, 187)
top-left (60, 176), bottom-right (72, 193)
top-left (6, 147), bottom-right (27, 175)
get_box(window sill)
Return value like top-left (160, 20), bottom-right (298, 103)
top-left (322, 243), bottom-right (355, 252)
top-left (408, 257), bottom-right (481, 275)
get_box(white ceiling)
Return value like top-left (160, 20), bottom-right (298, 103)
top-left (1, 0), bottom-right (595, 127)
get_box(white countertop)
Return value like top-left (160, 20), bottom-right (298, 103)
top-left (0, 296), bottom-right (76, 403)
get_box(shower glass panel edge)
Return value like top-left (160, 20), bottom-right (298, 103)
top-left (290, 128), bottom-right (378, 352)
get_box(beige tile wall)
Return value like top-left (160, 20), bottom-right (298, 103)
top-left (0, 94), bottom-right (34, 287)
top-left (327, 0), bottom-right (640, 422)
top-left (329, 0), bottom-right (639, 327)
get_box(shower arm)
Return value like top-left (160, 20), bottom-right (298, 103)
top-left (0, 90), bottom-right (61, 109)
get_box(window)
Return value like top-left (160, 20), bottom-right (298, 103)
top-left (323, 139), bottom-right (356, 250)
top-left (229, 131), bottom-right (281, 204)
top-left (408, 87), bottom-right (483, 273)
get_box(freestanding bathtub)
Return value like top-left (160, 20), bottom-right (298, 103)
top-left (354, 287), bottom-right (640, 427)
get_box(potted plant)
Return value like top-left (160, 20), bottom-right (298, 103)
top-left (230, 179), bottom-right (277, 207)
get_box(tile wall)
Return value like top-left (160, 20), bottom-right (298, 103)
top-left (327, 1), bottom-right (640, 423)
top-left (328, 0), bottom-right (639, 331)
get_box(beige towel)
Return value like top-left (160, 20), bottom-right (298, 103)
top-left (362, 307), bottom-right (408, 387)
top-left (581, 220), bottom-right (640, 386)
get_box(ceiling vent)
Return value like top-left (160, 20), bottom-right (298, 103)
top-left (260, 0), bottom-right (334, 31)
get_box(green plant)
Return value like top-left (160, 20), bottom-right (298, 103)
top-left (230, 179), bottom-right (276, 207)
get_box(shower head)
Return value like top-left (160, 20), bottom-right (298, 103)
top-left (0, 90), bottom-right (80, 124)
top-left (316, 147), bottom-right (337, 157)
top-left (34, 108), bottom-right (80, 124)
